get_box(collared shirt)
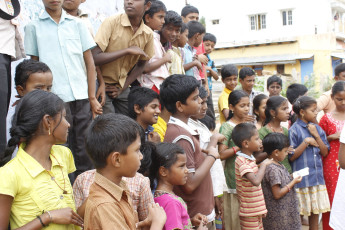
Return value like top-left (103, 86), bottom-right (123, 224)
top-left (73, 169), bottom-right (153, 221)
top-left (183, 43), bottom-right (201, 80)
top-left (0, 144), bottom-right (78, 230)
top-left (94, 13), bottom-right (154, 87)
top-left (288, 119), bottom-right (330, 188)
top-left (206, 54), bottom-right (217, 91)
top-left (317, 90), bottom-right (335, 114)
top-left (24, 10), bottom-right (96, 102)
top-left (0, 0), bottom-right (16, 57)
top-left (84, 172), bottom-right (137, 230)
top-left (236, 85), bottom-right (260, 115)
top-left (167, 46), bottom-right (185, 75)
top-left (218, 87), bottom-right (232, 124)
top-left (152, 116), bottom-right (167, 142)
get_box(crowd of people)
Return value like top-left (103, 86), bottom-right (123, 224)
top-left (1, 0), bottom-right (345, 230)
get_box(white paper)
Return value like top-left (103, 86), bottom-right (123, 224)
top-left (293, 167), bottom-right (309, 178)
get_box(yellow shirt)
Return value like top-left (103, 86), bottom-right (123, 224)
top-left (167, 46), bottom-right (185, 75)
top-left (218, 87), bottom-right (232, 124)
top-left (0, 144), bottom-right (78, 230)
top-left (152, 116), bottom-right (167, 142)
top-left (94, 13), bottom-right (155, 87)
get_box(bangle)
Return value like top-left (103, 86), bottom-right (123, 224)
top-left (285, 185), bottom-right (291, 192)
top-left (208, 155), bottom-right (217, 161)
top-left (46, 211), bottom-right (53, 224)
top-left (37, 215), bottom-right (47, 227)
top-left (232, 147), bottom-right (237, 154)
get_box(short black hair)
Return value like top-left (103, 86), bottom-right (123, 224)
top-left (160, 74), bottom-right (200, 114)
top-left (239, 67), bottom-right (255, 80)
top-left (143, 0), bottom-right (166, 23)
top-left (187, 21), bottom-right (205, 39)
top-left (181, 5), bottom-right (199, 17)
top-left (199, 114), bottom-right (216, 131)
top-left (267, 75), bottom-right (282, 89)
top-left (163, 10), bottom-right (182, 28)
top-left (85, 114), bottom-right (141, 169)
top-left (181, 23), bottom-right (188, 33)
top-left (335, 63), bottom-right (345, 77)
top-left (203, 33), bottom-right (217, 43)
top-left (15, 59), bottom-right (51, 87)
top-left (286, 83), bottom-right (308, 104)
top-left (138, 141), bottom-right (155, 176)
top-left (199, 85), bottom-right (208, 99)
top-left (221, 64), bottom-right (238, 80)
top-left (231, 123), bottom-right (257, 148)
top-left (263, 133), bottom-right (289, 156)
top-left (128, 87), bottom-right (159, 119)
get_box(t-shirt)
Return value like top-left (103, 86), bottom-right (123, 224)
top-left (183, 43), bottom-right (200, 80)
top-left (206, 54), bottom-right (217, 91)
top-left (317, 90), bottom-right (335, 114)
top-left (152, 116), bottom-right (167, 142)
top-left (218, 87), bottom-right (231, 124)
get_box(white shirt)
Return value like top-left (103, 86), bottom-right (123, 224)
top-left (0, 0), bottom-right (16, 57)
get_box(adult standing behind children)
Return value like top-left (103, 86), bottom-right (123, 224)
top-left (92, 0), bottom-right (155, 115)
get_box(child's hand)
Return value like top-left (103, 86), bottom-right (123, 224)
top-left (205, 65), bottom-right (212, 71)
top-left (50, 208), bottom-right (84, 227)
top-left (293, 175), bottom-right (303, 184)
top-left (96, 81), bottom-right (106, 106)
top-left (193, 60), bottom-right (203, 70)
top-left (307, 124), bottom-right (319, 138)
top-left (260, 158), bottom-right (273, 167)
top-left (305, 137), bottom-right (319, 147)
top-left (207, 146), bottom-right (220, 160)
top-left (105, 84), bottom-right (122, 98)
top-left (287, 146), bottom-right (295, 154)
top-left (163, 52), bottom-right (172, 63)
top-left (191, 213), bottom-right (207, 228)
top-left (329, 132), bottom-right (341, 141)
top-left (90, 97), bottom-right (103, 118)
top-left (148, 131), bottom-right (161, 143)
top-left (136, 203), bottom-right (166, 229)
top-left (210, 133), bottom-right (226, 144)
top-left (127, 46), bottom-right (148, 58)
top-left (243, 115), bottom-right (256, 123)
top-left (198, 54), bottom-right (209, 65)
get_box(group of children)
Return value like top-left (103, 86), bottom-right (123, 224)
top-left (1, 0), bottom-right (345, 230)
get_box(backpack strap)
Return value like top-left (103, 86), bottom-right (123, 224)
top-left (0, 0), bottom-right (20, 20)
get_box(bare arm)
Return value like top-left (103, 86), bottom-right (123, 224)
top-left (308, 124), bottom-right (328, 157)
top-left (222, 109), bottom-right (229, 121)
top-left (206, 66), bottom-right (219, 81)
top-left (271, 176), bottom-right (302, 200)
top-left (143, 53), bottom-right (171, 74)
top-left (244, 159), bottom-right (272, 186)
top-left (122, 60), bottom-right (147, 91)
top-left (339, 143), bottom-right (345, 169)
top-left (219, 144), bottom-right (239, 161)
top-left (95, 66), bottom-right (106, 106)
top-left (184, 60), bottom-right (201, 71)
top-left (31, 56), bottom-right (39, 61)
top-left (289, 139), bottom-right (309, 162)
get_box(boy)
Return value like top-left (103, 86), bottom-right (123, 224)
top-left (238, 67), bottom-right (260, 116)
top-left (24, 0), bottom-right (102, 179)
top-left (92, 0), bottom-right (155, 115)
top-left (84, 114), bottom-right (166, 229)
top-left (139, 1), bottom-right (170, 93)
top-left (161, 74), bottom-right (219, 229)
top-left (267, 75), bottom-right (282, 97)
top-left (183, 21), bottom-right (205, 81)
top-left (218, 64), bottom-right (238, 124)
top-left (233, 123), bottom-right (272, 229)
top-left (286, 83), bottom-right (308, 127)
top-left (128, 87), bottom-right (161, 143)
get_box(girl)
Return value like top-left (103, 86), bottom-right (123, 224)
top-left (261, 133), bottom-right (302, 230)
top-left (0, 90), bottom-right (83, 229)
top-left (253, 94), bottom-right (268, 130)
top-left (218, 90), bottom-right (249, 230)
top-left (259, 96), bottom-right (292, 173)
top-left (319, 81), bottom-right (345, 230)
top-left (289, 95), bottom-right (331, 230)
top-left (150, 142), bottom-right (207, 230)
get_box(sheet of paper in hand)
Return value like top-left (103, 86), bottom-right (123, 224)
top-left (293, 167), bottom-right (309, 178)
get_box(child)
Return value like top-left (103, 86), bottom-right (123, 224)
top-left (181, 5), bottom-right (199, 23)
top-left (139, 1), bottom-right (170, 93)
top-left (289, 96), bottom-right (331, 230)
top-left (218, 64), bottom-right (239, 124)
top-left (262, 133), bottom-right (302, 230)
top-left (24, 0), bottom-right (102, 180)
top-left (183, 21), bottom-right (205, 81)
top-left (0, 90), bottom-right (83, 229)
top-left (238, 67), bottom-right (260, 116)
top-left (160, 10), bottom-right (182, 49)
top-left (286, 83), bottom-right (308, 126)
top-left (161, 74), bottom-right (219, 228)
top-left (128, 87), bottom-right (161, 143)
top-left (150, 142), bottom-right (208, 230)
top-left (259, 96), bottom-right (292, 173)
top-left (233, 123), bottom-right (272, 229)
top-left (267, 75), bottom-right (282, 97)
top-left (253, 94), bottom-right (268, 130)
top-left (218, 90), bottom-right (249, 230)
top-left (83, 113), bottom-right (166, 229)
top-left (319, 81), bottom-right (345, 230)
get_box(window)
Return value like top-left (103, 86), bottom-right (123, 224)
top-left (277, 64), bottom-right (285, 74)
top-left (250, 14), bottom-right (266, 30)
top-left (212, 19), bottom-right (220, 25)
top-left (282, 10), bottom-right (293, 26)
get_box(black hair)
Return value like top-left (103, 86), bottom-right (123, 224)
top-left (221, 64), bottom-right (238, 80)
top-left (264, 96), bottom-right (288, 125)
top-left (128, 87), bottom-right (159, 119)
top-left (199, 114), bottom-right (216, 131)
top-left (199, 85), bottom-right (208, 99)
top-left (263, 133), bottom-right (289, 156)
top-left (292, 95), bottom-right (317, 117)
top-left (335, 63), bottom-right (345, 77)
top-left (85, 114), bottom-right (141, 169)
top-left (149, 142), bottom-right (185, 189)
top-left (143, 0), bottom-right (166, 23)
top-left (332, 80), bottom-right (345, 96)
top-left (231, 123), bottom-right (257, 148)
top-left (181, 5), bottom-right (199, 17)
top-left (138, 141), bottom-right (155, 176)
top-left (145, 0), bottom-right (152, 4)
top-left (1, 90), bottom-right (64, 167)
top-left (186, 21), bottom-right (205, 39)
top-left (267, 75), bottom-right (282, 89)
top-left (203, 33), bottom-right (217, 43)
top-left (253, 94), bottom-right (268, 122)
top-left (160, 74), bottom-right (200, 114)
top-left (286, 83), bottom-right (308, 104)
top-left (227, 90), bottom-right (249, 120)
top-left (163, 10), bottom-right (182, 28)
top-left (239, 67), bottom-right (255, 80)
top-left (181, 23), bottom-right (188, 33)
top-left (15, 59), bottom-right (51, 87)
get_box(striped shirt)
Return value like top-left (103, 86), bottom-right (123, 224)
top-left (235, 154), bottom-right (267, 217)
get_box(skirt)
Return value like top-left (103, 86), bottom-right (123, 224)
top-left (295, 185), bottom-right (331, 216)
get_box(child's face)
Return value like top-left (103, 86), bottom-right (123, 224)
top-left (180, 87), bottom-right (202, 116)
top-left (124, 0), bottom-right (150, 19)
top-left (145, 10), bottom-right (166, 31)
top-left (335, 71), bottom-right (345, 81)
top-left (62, 0), bottom-right (84, 12)
top-left (42, 0), bottom-right (63, 12)
top-left (191, 97), bottom-right (207, 120)
top-left (204, 40), bottom-right (215, 55)
top-left (230, 97), bottom-right (250, 120)
top-left (222, 75), bottom-right (238, 91)
top-left (272, 100), bottom-right (290, 122)
top-left (17, 72), bottom-right (53, 97)
top-left (162, 24), bottom-right (181, 43)
top-left (332, 91), bottom-right (345, 112)
top-left (255, 98), bottom-right (267, 121)
top-left (177, 29), bottom-right (188, 48)
top-left (300, 103), bottom-right (318, 122)
top-left (193, 33), bottom-right (204, 47)
top-left (138, 98), bottom-right (161, 126)
top-left (50, 109), bottom-right (70, 144)
top-left (268, 82), bottom-right (282, 97)
top-left (182, 13), bottom-right (199, 23)
top-left (165, 153), bottom-right (188, 185)
top-left (247, 130), bottom-right (262, 152)
top-left (120, 135), bottom-right (143, 177)
top-left (239, 75), bottom-right (255, 92)
top-left (273, 147), bottom-right (289, 162)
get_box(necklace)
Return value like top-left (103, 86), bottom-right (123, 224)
top-left (268, 123), bottom-right (283, 133)
top-left (46, 154), bottom-right (67, 195)
top-left (154, 189), bottom-right (175, 197)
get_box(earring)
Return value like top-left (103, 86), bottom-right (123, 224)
top-left (48, 127), bottom-right (51, 135)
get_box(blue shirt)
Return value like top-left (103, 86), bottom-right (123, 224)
top-left (24, 10), bottom-right (96, 102)
top-left (288, 119), bottom-right (330, 188)
top-left (183, 43), bottom-right (200, 80)
top-left (206, 54), bottom-right (217, 91)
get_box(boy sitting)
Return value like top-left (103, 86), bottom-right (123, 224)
top-left (84, 114), bottom-right (166, 229)
top-left (218, 64), bottom-right (238, 124)
top-left (128, 87), bottom-right (161, 143)
top-left (161, 74), bottom-right (220, 228)
top-left (238, 67), bottom-right (260, 116)
top-left (233, 123), bottom-right (272, 229)
top-left (168, 22), bottom-right (188, 75)
top-left (267, 75), bottom-right (282, 97)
